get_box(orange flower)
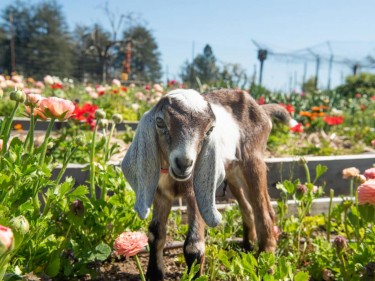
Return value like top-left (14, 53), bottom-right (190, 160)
top-left (299, 111), bottom-right (312, 118)
top-left (14, 123), bottom-right (23, 131)
top-left (39, 97), bottom-right (75, 120)
top-left (0, 225), bottom-right (14, 254)
top-left (357, 179), bottom-right (375, 205)
top-left (311, 106), bottom-right (321, 111)
top-left (114, 231), bottom-right (148, 257)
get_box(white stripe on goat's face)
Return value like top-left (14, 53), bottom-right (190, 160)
top-left (155, 90), bottom-right (215, 181)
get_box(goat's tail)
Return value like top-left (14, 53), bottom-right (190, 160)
top-left (261, 104), bottom-right (298, 128)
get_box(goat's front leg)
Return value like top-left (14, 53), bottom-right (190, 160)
top-left (184, 189), bottom-right (206, 277)
top-left (146, 189), bottom-right (173, 281)
top-left (242, 156), bottom-right (276, 253)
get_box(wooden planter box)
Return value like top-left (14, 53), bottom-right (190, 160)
top-left (53, 154), bottom-right (374, 200)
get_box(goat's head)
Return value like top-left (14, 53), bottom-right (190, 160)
top-left (122, 89), bottom-right (225, 227)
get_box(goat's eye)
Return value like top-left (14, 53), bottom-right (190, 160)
top-left (156, 117), bottom-right (166, 129)
top-left (206, 126), bottom-right (214, 136)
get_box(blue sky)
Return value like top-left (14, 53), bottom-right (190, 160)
top-left (4, 0), bottom-right (375, 90)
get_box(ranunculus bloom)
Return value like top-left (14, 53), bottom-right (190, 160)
top-left (153, 83), bottom-right (163, 92)
top-left (290, 123), bottom-right (303, 133)
top-left (0, 139), bottom-right (3, 151)
top-left (114, 231), bottom-right (148, 257)
top-left (371, 139), bottom-right (375, 147)
top-left (135, 92), bottom-right (146, 101)
top-left (342, 167), bottom-right (360, 179)
top-left (26, 93), bottom-right (44, 107)
top-left (44, 75), bottom-right (54, 85)
top-left (0, 225), bottom-right (14, 253)
top-left (112, 79), bottom-right (121, 87)
top-left (364, 168), bottom-right (375, 180)
top-left (323, 115), bottom-right (344, 125)
top-left (39, 97), bottom-right (75, 120)
top-left (357, 179), bottom-right (375, 205)
top-left (34, 81), bottom-right (45, 88)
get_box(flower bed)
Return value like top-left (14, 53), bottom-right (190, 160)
top-left (1, 75), bottom-right (375, 280)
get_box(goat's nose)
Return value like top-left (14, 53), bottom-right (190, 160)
top-left (175, 157), bottom-right (193, 174)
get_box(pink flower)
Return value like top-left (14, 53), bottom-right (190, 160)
top-left (0, 140), bottom-right (3, 151)
top-left (357, 179), bottom-right (375, 205)
top-left (39, 97), bottom-right (75, 120)
top-left (34, 81), bottom-right (45, 88)
top-left (364, 168), bottom-right (375, 180)
top-left (0, 225), bottom-right (14, 253)
top-left (371, 139), bottom-right (375, 147)
top-left (112, 79), bottom-right (121, 87)
top-left (153, 83), bottom-right (163, 92)
top-left (273, 226), bottom-right (280, 240)
top-left (26, 93), bottom-right (44, 107)
top-left (114, 231), bottom-right (148, 257)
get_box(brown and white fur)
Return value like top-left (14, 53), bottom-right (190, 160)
top-left (121, 88), bottom-right (297, 280)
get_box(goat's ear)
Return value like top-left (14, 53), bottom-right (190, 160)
top-left (193, 131), bottom-right (225, 227)
top-left (121, 109), bottom-right (160, 220)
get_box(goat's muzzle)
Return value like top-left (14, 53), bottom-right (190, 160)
top-left (170, 156), bottom-right (194, 181)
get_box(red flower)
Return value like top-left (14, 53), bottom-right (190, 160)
top-left (290, 123), bottom-right (303, 133)
top-left (361, 104), bottom-right (366, 111)
top-left (51, 83), bottom-right (63, 89)
top-left (73, 102), bottom-right (99, 129)
top-left (371, 96), bottom-right (375, 101)
top-left (280, 103), bottom-right (295, 113)
top-left (114, 231), bottom-right (148, 257)
top-left (121, 86), bottom-right (128, 92)
top-left (357, 179), bottom-right (375, 205)
top-left (355, 93), bottom-right (361, 98)
top-left (258, 96), bottom-right (265, 105)
top-left (145, 85), bottom-right (151, 91)
top-left (112, 89), bottom-right (119, 94)
top-left (323, 115), bottom-right (343, 125)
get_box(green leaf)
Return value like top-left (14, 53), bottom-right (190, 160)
top-left (68, 185), bottom-right (88, 197)
top-left (314, 164), bottom-right (328, 182)
top-left (88, 242), bottom-right (111, 262)
top-left (294, 271), bottom-right (310, 281)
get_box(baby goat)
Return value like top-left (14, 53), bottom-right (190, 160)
top-left (122, 88), bottom-right (296, 280)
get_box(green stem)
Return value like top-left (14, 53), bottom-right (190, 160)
top-left (90, 124), bottom-right (98, 199)
top-left (134, 254), bottom-right (146, 281)
top-left (28, 110), bottom-right (35, 154)
top-left (39, 118), bottom-right (56, 166)
top-left (349, 178), bottom-right (354, 198)
top-left (302, 162), bottom-right (311, 184)
top-left (0, 254), bottom-right (12, 281)
top-left (55, 147), bottom-right (77, 184)
top-left (343, 209), bottom-right (350, 240)
top-left (105, 123), bottom-right (115, 162)
top-left (327, 189), bottom-right (334, 242)
top-left (1, 101), bottom-right (19, 155)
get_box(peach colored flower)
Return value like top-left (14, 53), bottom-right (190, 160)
top-left (356, 174), bottom-right (367, 184)
top-left (357, 179), bottom-right (375, 205)
top-left (112, 79), bottom-right (121, 87)
top-left (0, 140), bottom-right (3, 151)
top-left (364, 168), bottom-right (375, 180)
top-left (135, 91), bottom-right (146, 101)
top-left (0, 225), bottom-right (14, 253)
top-left (372, 139), bottom-right (375, 147)
top-left (342, 167), bottom-right (360, 179)
top-left (39, 97), bottom-right (75, 120)
top-left (44, 75), bottom-right (54, 85)
top-left (0, 75), bottom-right (5, 82)
top-left (12, 75), bottom-right (23, 83)
top-left (273, 226), bottom-right (280, 240)
top-left (114, 231), bottom-right (148, 257)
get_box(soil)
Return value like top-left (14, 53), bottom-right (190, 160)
top-left (89, 248), bottom-right (185, 281)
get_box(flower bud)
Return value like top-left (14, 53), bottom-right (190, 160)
top-left (296, 184), bottom-right (307, 199)
top-left (98, 119), bottom-right (109, 129)
top-left (74, 135), bottom-right (86, 146)
top-left (333, 236), bottom-right (347, 253)
top-left (95, 109), bottom-right (106, 120)
top-left (298, 157), bottom-right (307, 166)
top-left (10, 89), bottom-right (26, 103)
top-left (112, 113), bottom-right (123, 124)
top-left (322, 269), bottom-right (334, 281)
top-left (9, 215), bottom-right (29, 235)
top-left (69, 200), bottom-right (84, 218)
top-left (0, 225), bottom-right (14, 254)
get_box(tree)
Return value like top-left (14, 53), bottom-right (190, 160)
top-left (123, 25), bottom-right (162, 82)
top-left (180, 44), bottom-right (220, 88)
top-left (1, 0), bottom-right (73, 79)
